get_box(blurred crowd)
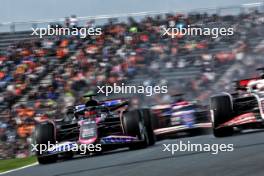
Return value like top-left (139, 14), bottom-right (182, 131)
top-left (0, 9), bottom-right (264, 159)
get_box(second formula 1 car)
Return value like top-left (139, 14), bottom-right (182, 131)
top-left (210, 68), bottom-right (264, 137)
top-left (151, 94), bottom-right (211, 138)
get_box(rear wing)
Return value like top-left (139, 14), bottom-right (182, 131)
top-left (234, 78), bottom-right (260, 91)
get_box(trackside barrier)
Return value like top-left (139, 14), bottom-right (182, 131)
top-left (0, 2), bottom-right (263, 32)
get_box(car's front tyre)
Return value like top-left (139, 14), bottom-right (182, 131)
top-left (123, 109), bottom-right (155, 149)
top-left (210, 94), bottom-right (234, 137)
top-left (35, 122), bottom-right (58, 164)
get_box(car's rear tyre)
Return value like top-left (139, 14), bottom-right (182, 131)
top-left (35, 122), bottom-right (58, 164)
top-left (123, 109), bottom-right (155, 150)
top-left (210, 94), bottom-right (234, 137)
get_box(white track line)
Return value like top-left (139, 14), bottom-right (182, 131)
top-left (0, 162), bottom-right (38, 175)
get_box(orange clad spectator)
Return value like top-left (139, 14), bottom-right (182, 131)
top-left (60, 39), bottom-right (69, 48)
top-left (17, 124), bottom-right (35, 138)
top-left (15, 64), bottom-right (27, 75)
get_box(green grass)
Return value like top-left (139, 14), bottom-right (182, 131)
top-left (0, 156), bottom-right (37, 173)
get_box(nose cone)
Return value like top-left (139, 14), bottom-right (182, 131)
top-left (79, 121), bottom-right (97, 144)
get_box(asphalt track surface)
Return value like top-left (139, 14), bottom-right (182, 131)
top-left (5, 130), bottom-right (264, 176)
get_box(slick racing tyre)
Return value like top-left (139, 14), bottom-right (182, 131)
top-left (35, 122), bottom-right (58, 164)
top-left (123, 109), bottom-right (155, 149)
top-left (210, 94), bottom-right (234, 137)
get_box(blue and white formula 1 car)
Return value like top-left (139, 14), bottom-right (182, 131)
top-left (151, 94), bottom-right (211, 138)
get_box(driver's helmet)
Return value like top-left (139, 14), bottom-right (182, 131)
top-left (85, 98), bottom-right (99, 107)
top-left (83, 92), bottom-right (99, 107)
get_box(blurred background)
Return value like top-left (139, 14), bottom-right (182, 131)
top-left (0, 1), bottom-right (264, 159)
